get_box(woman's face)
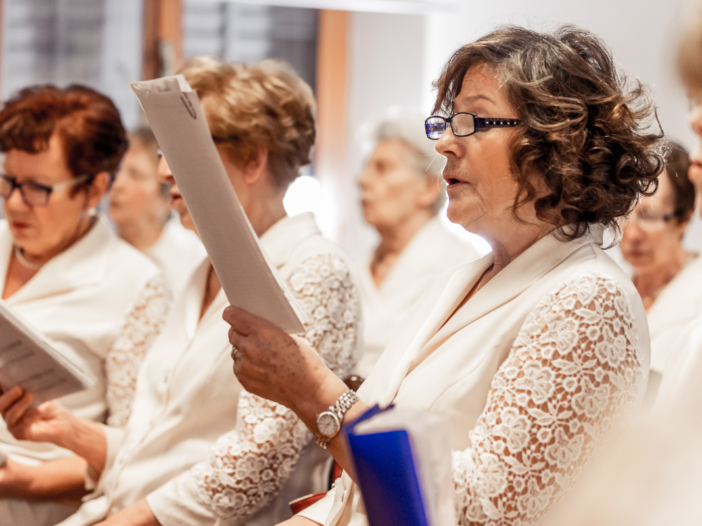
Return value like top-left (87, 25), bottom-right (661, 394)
top-left (110, 144), bottom-right (169, 229)
top-left (434, 65), bottom-right (526, 239)
top-left (620, 172), bottom-right (687, 274)
top-left (3, 134), bottom-right (103, 258)
top-left (358, 140), bottom-right (437, 231)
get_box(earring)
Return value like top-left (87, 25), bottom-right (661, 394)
top-left (88, 207), bottom-right (97, 217)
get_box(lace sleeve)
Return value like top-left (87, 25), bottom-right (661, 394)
top-left (105, 275), bottom-right (170, 427)
top-left (452, 271), bottom-right (646, 526)
top-left (184, 252), bottom-right (361, 522)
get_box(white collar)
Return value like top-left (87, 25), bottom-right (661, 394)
top-left (259, 213), bottom-right (321, 269)
top-left (0, 216), bottom-right (118, 304)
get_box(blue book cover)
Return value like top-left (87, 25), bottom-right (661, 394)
top-left (344, 405), bottom-right (430, 526)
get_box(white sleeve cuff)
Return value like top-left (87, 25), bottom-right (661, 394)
top-left (147, 472), bottom-right (215, 526)
top-left (296, 485), bottom-right (336, 524)
top-left (85, 424), bottom-right (125, 491)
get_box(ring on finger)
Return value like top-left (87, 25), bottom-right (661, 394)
top-left (231, 346), bottom-right (239, 359)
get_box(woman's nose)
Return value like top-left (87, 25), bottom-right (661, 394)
top-left (622, 219), bottom-right (646, 241)
top-left (111, 171), bottom-right (126, 191)
top-left (157, 156), bottom-right (174, 184)
top-left (4, 186), bottom-right (28, 210)
top-left (434, 125), bottom-right (460, 158)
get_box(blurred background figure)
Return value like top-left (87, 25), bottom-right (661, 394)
top-left (0, 84), bottom-right (168, 525)
top-left (110, 126), bottom-right (205, 298)
top-left (620, 141), bottom-right (701, 380)
top-left (354, 112), bottom-right (483, 377)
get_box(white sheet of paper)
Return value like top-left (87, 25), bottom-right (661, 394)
top-left (0, 300), bottom-right (95, 407)
top-left (130, 76), bottom-right (307, 334)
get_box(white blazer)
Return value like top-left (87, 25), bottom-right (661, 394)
top-left (301, 226), bottom-right (650, 526)
top-left (645, 255), bottom-right (702, 374)
top-left (0, 217), bottom-right (167, 463)
top-left (355, 217), bottom-right (483, 376)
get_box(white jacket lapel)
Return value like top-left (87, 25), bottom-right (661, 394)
top-left (422, 228), bottom-right (601, 355)
top-left (4, 219), bottom-right (111, 305)
top-left (358, 254), bottom-right (494, 407)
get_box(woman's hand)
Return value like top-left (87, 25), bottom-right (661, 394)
top-left (223, 306), bottom-right (348, 429)
top-left (0, 386), bottom-right (107, 472)
top-left (0, 387), bottom-right (74, 445)
top-left (224, 306), bottom-right (369, 482)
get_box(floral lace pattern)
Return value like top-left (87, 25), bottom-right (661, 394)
top-left (105, 276), bottom-right (170, 427)
top-left (452, 272), bottom-right (645, 525)
top-left (188, 252), bottom-right (361, 521)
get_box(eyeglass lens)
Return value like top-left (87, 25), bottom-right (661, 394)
top-left (425, 114), bottom-right (477, 139)
top-left (0, 176), bottom-right (51, 207)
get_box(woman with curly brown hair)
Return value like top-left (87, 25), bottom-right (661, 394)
top-left (218, 25), bottom-right (664, 526)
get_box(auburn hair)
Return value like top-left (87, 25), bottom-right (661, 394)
top-left (0, 84), bottom-right (128, 185)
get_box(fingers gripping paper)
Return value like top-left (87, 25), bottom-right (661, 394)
top-left (130, 76), bottom-right (307, 334)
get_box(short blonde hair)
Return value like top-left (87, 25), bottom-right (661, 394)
top-left (178, 56), bottom-right (316, 189)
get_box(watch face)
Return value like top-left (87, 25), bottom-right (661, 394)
top-left (317, 411), bottom-right (340, 438)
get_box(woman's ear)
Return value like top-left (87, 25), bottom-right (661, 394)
top-left (242, 146), bottom-right (269, 185)
top-left (87, 172), bottom-right (110, 209)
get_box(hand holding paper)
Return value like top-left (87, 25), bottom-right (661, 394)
top-left (0, 300), bottom-right (94, 408)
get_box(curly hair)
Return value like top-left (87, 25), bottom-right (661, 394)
top-left (0, 84), bottom-right (128, 187)
top-left (178, 56), bottom-right (316, 190)
top-left (433, 25), bottom-right (666, 240)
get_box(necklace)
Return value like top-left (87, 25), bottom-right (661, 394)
top-left (14, 246), bottom-right (42, 271)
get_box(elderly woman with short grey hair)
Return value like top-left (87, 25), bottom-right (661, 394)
top-left (355, 111), bottom-right (483, 376)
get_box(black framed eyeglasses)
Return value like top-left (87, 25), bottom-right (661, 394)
top-left (0, 174), bottom-right (91, 207)
top-left (425, 112), bottom-right (521, 140)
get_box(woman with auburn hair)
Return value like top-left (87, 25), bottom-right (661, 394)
top-left (0, 58), bottom-right (362, 526)
top-left (0, 85), bottom-right (169, 525)
top-left (221, 25), bottom-right (663, 526)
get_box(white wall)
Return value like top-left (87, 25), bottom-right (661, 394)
top-left (421, 0), bottom-right (696, 148)
top-left (340, 11), bottom-right (425, 260)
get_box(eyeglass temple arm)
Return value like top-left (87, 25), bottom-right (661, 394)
top-left (475, 117), bottom-right (521, 130)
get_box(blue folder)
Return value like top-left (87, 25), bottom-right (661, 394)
top-left (343, 404), bottom-right (431, 526)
